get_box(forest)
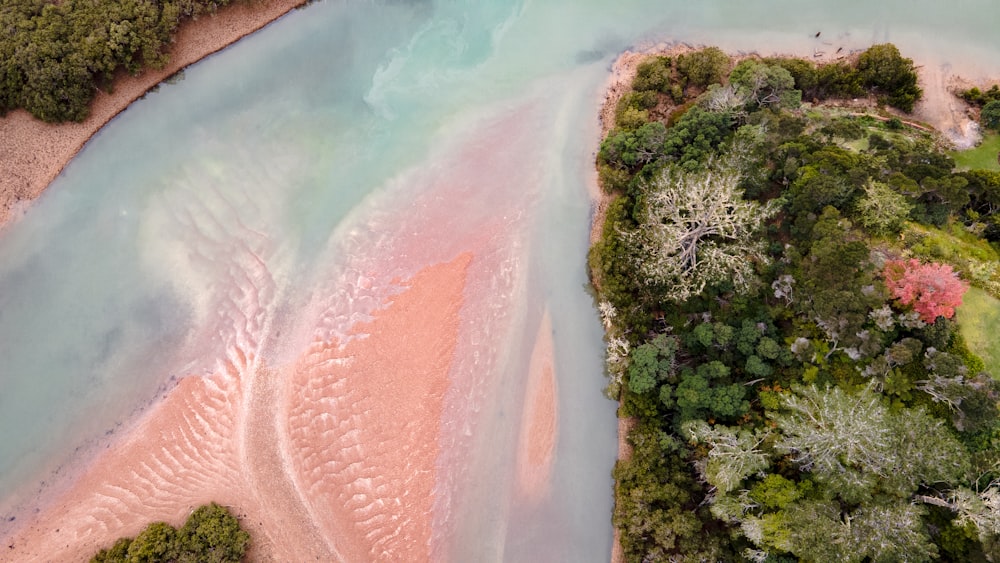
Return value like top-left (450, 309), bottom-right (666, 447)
top-left (591, 44), bottom-right (1000, 562)
top-left (0, 0), bottom-right (237, 122)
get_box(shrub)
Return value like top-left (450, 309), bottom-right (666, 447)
top-left (980, 100), bottom-right (1000, 130)
top-left (676, 47), bottom-right (730, 89)
top-left (90, 503), bottom-right (250, 563)
top-left (856, 43), bottom-right (922, 112)
top-left (633, 56), bottom-right (673, 93)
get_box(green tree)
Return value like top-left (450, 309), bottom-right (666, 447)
top-left (599, 121), bottom-right (667, 169)
top-left (676, 47), bottom-right (729, 88)
top-left (633, 56), bottom-right (673, 93)
top-left (175, 503), bottom-right (250, 563)
top-left (127, 522), bottom-right (178, 562)
top-left (857, 43), bottom-right (923, 112)
top-left (727, 59), bottom-right (797, 109)
top-left (627, 334), bottom-right (678, 394)
top-left (90, 502), bottom-right (249, 563)
top-left (855, 179), bottom-right (913, 235)
top-left (981, 99), bottom-right (1000, 130)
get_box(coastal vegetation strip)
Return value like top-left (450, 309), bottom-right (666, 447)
top-left (0, 0), bottom-right (306, 229)
top-left (592, 44), bottom-right (1000, 561)
top-left (2, 0), bottom-right (250, 123)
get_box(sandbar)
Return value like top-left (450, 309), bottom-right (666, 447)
top-left (0, 254), bottom-right (470, 562)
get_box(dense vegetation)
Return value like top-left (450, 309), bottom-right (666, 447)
top-left (960, 85), bottom-right (1000, 132)
top-left (90, 503), bottom-right (250, 563)
top-left (593, 45), bottom-right (1000, 562)
top-left (0, 0), bottom-right (237, 122)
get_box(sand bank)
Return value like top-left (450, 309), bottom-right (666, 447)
top-left (1, 91), bottom-right (546, 561)
top-left (514, 309), bottom-right (558, 503)
top-left (0, 0), bottom-right (307, 230)
top-left (1, 254), bottom-right (470, 562)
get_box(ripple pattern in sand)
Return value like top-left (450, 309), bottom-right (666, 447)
top-left (283, 253), bottom-right (471, 561)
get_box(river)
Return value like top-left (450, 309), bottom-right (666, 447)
top-left (2, 0), bottom-right (1000, 560)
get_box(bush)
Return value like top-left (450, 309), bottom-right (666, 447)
top-left (91, 503), bottom-right (250, 563)
top-left (856, 43), bottom-right (922, 112)
top-left (767, 57), bottom-right (819, 99)
top-left (676, 47), bottom-right (730, 89)
top-left (960, 84), bottom-right (1000, 107)
top-left (980, 100), bottom-right (1000, 130)
top-left (633, 56), bottom-right (673, 93)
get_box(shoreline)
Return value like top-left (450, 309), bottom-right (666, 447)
top-left (0, 0), bottom-right (309, 231)
top-left (592, 42), bottom-right (991, 563)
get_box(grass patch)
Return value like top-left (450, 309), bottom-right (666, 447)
top-left (951, 133), bottom-right (1000, 171)
top-left (956, 286), bottom-right (1000, 378)
top-left (905, 222), bottom-right (1000, 264)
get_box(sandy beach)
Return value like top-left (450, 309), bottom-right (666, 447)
top-left (0, 0), bottom-right (307, 230)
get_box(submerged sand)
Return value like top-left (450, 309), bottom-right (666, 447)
top-left (2, 254), bottom-right (470, 562)
top-left (1, 89), bottom-right (548, 561)
top-left (0, 0), bottom-right (306, 230)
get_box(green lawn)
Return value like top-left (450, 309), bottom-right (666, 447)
top-left (957, 286), bottom-right (1000, 378)
top-left (951, 133), bottom-right (1000, 171)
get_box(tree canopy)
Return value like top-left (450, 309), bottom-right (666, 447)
top-left (91, 503), bottom-right (250, 563)
top-left (625, 158), bottom-right (779, 302)
top-left (594, 44), bottom-right (1000, 563)
top-left (0, 0), bottom-right (234, 122)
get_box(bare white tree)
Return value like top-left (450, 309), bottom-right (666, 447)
top-left (625, 159), bottom-right (779, 302)
top-left (685, 420), bottom-right (771, 494)
top-left (918, 483), bottom-right (1000, 549)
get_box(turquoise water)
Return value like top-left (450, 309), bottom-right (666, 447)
top-left (2, 0), bottom-right (1000, 559)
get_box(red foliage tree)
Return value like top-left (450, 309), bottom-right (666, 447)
top-left (882, 259), bottom-right (968, 323)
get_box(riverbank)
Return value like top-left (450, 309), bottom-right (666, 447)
top-left (0, 0), bottom-right (308, 230)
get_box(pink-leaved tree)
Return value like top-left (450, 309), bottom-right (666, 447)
top-left (883, 259), bottom-right (968, 323)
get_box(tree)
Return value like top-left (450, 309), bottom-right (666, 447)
top-left (883, 259), bottom-right (968, 323)
top-left (625, 159), bottom-right (779, 302)
top-left (627, 334), bottom-right (678, 394)
top-left (91, 502), bottom-right (249, 563)
top-left (855, 179), bottom-right (913, 235)
top-left (126, 522), bottom-right (178, 562)
top-left (684, 420), bottom-right (770, 494)
top-left (857, 43), bottom-right (923, 112)
top-left (728, 59), bottom-right (797, 109)
top-left (599, 121), bottom-right (667, 169)
top-left (677, 47), bottom-right (730, 88)
top-left (633, 56), bottom-right (673, 93)
top-left (176, 502), bottom-right (251, 563)
top-left (773, 384), bottom-right (967, 500)
top-left (980, 99), bottom-right (1000, 130)
top-left (845, 500), bottom-right (938, 562)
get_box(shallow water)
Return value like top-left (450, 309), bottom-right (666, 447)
top-left (3, 0), bottom-right (1000, 560)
